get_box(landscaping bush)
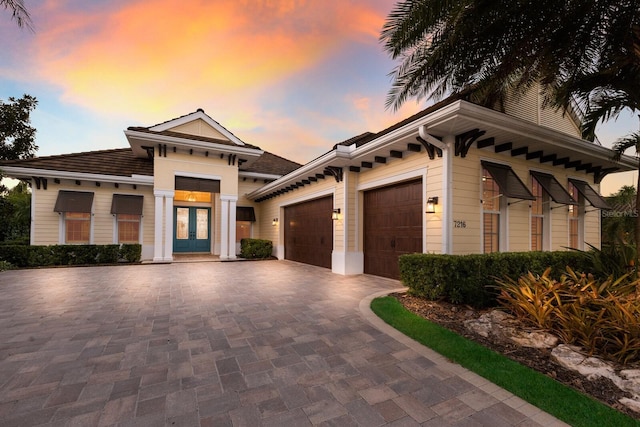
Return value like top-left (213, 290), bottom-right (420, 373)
top-left (399, 251), bottom-right (591, 307)
top-left (0, 244), bottom-right (141, 267)
top-left (0, 260), bottom-right (15, 271)
top-left (240, 238), bottom-right (273, 259)
top-left (496, 267), bottom-right (640, 364)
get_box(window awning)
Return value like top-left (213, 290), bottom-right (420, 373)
top-left (111, 194), bottom-right (144, 215)
top-left (568, 179), bottom-right (611, 209)
top-left (53, 191), bottom-right (94, 213)
top-left (236, 206), bottom-right (256, 222)
top-left (175, 176), bottom-right (220, 193)
top-left (530, 171), bottom-right (577, 205)
top-left (481, 161), bottom-right (535, 200)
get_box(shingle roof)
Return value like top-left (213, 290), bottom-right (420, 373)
top-left (0, 148), bottom-right (154, 177)
top-left (0, 147), bottom-right (300, 178)
top-left (127, 127), bottom-right (262, 150)
top-left (242, 152), bottom-right (301, 176)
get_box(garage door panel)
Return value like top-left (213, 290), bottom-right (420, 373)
top-left (284, 196), bottom-right (333, 269)
top-left (364, 179), bottom-right (423, 279)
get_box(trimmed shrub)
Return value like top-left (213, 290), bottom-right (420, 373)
top-left (119, 244), bottom-right (142, 263)
top-left (399, 251), bottom-right (591, 307)
top-left (0, 244), bottom-right (142, 267)
top-left (240, 238), bottom-right (273, 259)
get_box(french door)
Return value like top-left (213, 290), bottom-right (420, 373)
top-left (173, 207), bottom-right (211, 252)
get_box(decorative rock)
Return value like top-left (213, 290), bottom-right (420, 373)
top-left (507, 329), bottom-right (559, 349)
top-left (551, 344), bottom-right (617, 382)
top-left (620, 398), bottom-right (640, 413)
top-left (463, 310), bottom-right (558, 348)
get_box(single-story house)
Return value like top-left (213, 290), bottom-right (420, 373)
top-left (2, 86), bottom-right (635, 279)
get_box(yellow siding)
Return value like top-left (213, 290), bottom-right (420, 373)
top-left (503, 85), bottom-right (539, 125)
top-left (345, 170), bottom-right (358, 252)
top-left (154, 152), bottom-right (239, 195)
top-left (450, 154), bottom-right (482, 254)
top-left (168, 119), bottom-right (228, 141)
top-left (238, 179), bottom-right (268, 240)
top-left (31, 180), bottom-right (154, 247)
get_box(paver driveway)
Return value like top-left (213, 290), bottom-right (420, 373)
top-left (0, 260), bottom-right (567, 426)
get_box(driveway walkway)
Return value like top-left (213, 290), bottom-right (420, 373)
top-left (0, 261), bottom-right (567, 426)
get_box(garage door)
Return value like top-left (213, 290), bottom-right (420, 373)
top-left (284, 196), bottom-right (333, 268)
top-left (364, 179), bottom-right (423, 279)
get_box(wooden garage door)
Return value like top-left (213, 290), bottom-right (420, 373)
top-left (284, 196), bottom-right (333, 268)
top-left (364, 179), bottom-right (423, 279)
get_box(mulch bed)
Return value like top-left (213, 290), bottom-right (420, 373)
top-left (392, 292), bottom-right (640, 420)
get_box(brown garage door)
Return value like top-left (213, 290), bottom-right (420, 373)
top-left (364, 179), bottom-right (423, 279)
top-left (284, 196), bottom-right (333, 268)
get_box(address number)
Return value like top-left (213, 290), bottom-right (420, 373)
top-left (454, 220), bottom-right (467, 228)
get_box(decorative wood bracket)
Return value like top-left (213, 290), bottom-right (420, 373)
top-left (32, 176), bottom-right (47, 190)
top-left (324, 166), bottom-right (344, 182)
top-left (594, 167), bottom-right (619, 184)
top-left (415, 136), bottom-right (443, 160)
top-left (455, 129), bottom-right (486, 157)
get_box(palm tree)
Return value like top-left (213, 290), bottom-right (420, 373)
top-left (612, 133), bottom-right (640, 247)
top-left (1, 0), bottom-right (32, 30)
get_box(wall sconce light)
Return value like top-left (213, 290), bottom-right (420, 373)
top-left (272, 218), bottom-right (278, 226)
top-left (332, 208), bottom-right (341, 220)
top-left (426, 196), bottom-right (439, 214)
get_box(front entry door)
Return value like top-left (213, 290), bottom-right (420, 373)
top-left (174, 207), bottom-right (211, 252)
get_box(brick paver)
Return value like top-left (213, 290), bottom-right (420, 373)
top-left (0, 260), bottom-right (568, 426)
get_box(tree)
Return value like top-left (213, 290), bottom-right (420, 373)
top-left (0, 94), bottom-right (38, 193)
top-left (603, 185), bottom-right (637, 245)
top-left (1, 0), bottom-right (32, 29)
top-left (381, 0), bottom-right (640, 254)
top-left (0, 181), bottom-right (30, 243)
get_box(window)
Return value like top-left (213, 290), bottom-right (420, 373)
top-left (568, 181), bottom-right (581, 249)
top-left (482, 167), bottom-right (501, 253)
top-left (117, 214), bottom-right (140, 243)
top-left (111, 194), bottom-right (144, 244)
top-left (531, 177), bottom-right (544, 251)
top-left (65, 212), bottom-right (91, 244)
top-left (236, 221), bottom-right (252, 242)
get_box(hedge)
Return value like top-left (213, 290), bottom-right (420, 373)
top-left (399, 251), bottom-right (591, 308)
top-left (0, 244), bottom-right (142, 268)
top-left (240, 238), bottom-right (273, 259)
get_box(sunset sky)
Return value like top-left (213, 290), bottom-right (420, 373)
top-left (1, 1), bottom-right (637, 195)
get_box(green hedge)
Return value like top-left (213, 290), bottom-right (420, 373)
top-left (0, 244), bottom-right (142, 268)
top-left (240, 238), bottom-right (273, 259)
top-left (399, 251), bottom-right (591, 307)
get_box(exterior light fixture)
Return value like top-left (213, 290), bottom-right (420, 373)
top-left (426, 196), bottom-right (439, 214)
top-left (332, 208), bottom-right (341, 220)
top-left (272, 218), bottom-right (278, 226)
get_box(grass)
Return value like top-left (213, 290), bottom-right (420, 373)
top-left (371, 296), bottom-right (640, 427)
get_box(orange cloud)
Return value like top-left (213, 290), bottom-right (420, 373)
top-left (29, 0), bottom-right (387, 122)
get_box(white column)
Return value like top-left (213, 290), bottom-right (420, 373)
top-left (228, 197), bottom-right (237, 259)
top-left (220, 197), bottom-right (230, 259)
top-left (164, 193), bottom-right (174, 261)
top-left (442, 134), bottom-right (454, 254)
top-left (153, 191), bottom-right (164, 262)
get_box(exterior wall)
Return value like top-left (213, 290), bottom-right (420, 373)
top-left (236, 178), bottom-right (268, 252)
top-left (31, 179), bottom-right (154, 258)
top-left (503, 83), bottom-right (581, 138)
top-left (154, 152), bottom-right (238, 195)
top-left (169, 119), bottom-right (227, 140)
top-left (451, 148), bottom-right (602, 253)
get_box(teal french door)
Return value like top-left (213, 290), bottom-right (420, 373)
top-left (173, 207), bottom-right (211, 252)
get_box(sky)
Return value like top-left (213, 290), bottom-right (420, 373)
top-left (1, 0), bottom-right (637, 196)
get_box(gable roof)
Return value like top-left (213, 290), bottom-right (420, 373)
top-left (126, 127), bottom-right (261, 150)
top-left (146, 108), bottom-right (248, 146)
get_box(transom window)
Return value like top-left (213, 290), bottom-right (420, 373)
top-left (174, 190), bottom-right (212, 203)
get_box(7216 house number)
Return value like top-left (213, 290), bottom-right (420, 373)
top-left (453, 220), bottom-right (467, 228)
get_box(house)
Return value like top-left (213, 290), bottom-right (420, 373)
top-left (1, 88), bottom-right (635, 279)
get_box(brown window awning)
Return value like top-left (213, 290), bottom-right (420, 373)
top-left (54, 190), bottom-right (94, 213)
top-left (568, 179), bottom-right (610, 209)
top-left (481, 161), bottom-right (535, 200)
top-left (530, 171), bottom-right (576, 205)
top-left (236, 206), bottom-right (256, 222)
top-left (175, 176), bottom-right (220, 193)
top-left (111, 194), bottom-right (144, 215)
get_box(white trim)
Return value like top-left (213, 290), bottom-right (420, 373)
top-left (30, 181), bottom-right (36, 245)
top-left (174, 171), bottom-right (222, 181)
top-left (164, 196), bottom-right (174, 261)
top-left (220, 198), bottom-right (229, 259)
top-left (356, 167), bottom-right (427, 192)
top-left (153, 194), bottom-right (164, 261)
top-left (220, 194), bottom-right (238, 202)
top-left (239, 171), bottom-right (282, 180)
top-left (154, 189), bottom-right (175, 198)
top-left (277, 188), bottom-right (335, 208)
top-left (148, 110), bottom-right (248, 146)
top-left (1, 166), bottom-right (154, 185)
top-left (125, 130), bottom-right (262, 156)
top-left (228, 199), bottom-right (237, 259)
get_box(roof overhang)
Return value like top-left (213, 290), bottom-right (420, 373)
top-left (1, 166), bottom-right (154, 185)
top-left (125, 129), bottom-right (264, 169)
top-left (248, 100), bottom-right (635, 201)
